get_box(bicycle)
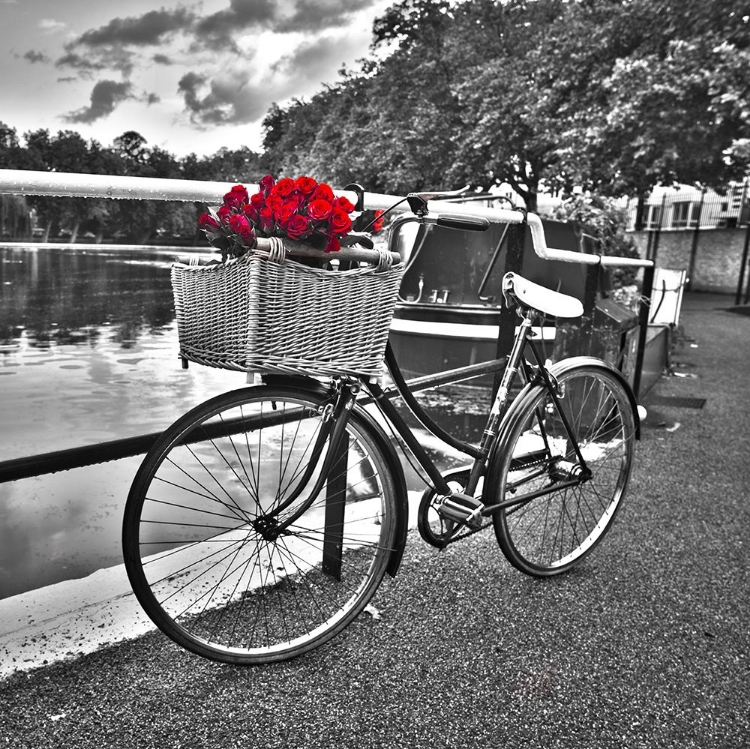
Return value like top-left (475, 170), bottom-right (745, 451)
top-left (122, 189), bottom-right (640, 665)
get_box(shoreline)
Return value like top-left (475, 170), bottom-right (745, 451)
top-left (0, 491), bottom-right (423, 680)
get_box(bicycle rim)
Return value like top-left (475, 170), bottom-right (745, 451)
top-left (492, 365), bottom-right (635, 576)
top-left (123, 386), bottom-right (397, 664)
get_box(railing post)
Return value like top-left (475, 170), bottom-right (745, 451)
top-left (648, 193), bottom-right (667, 263)
top-left (736, 187), bottom-right (750, 306)
top-left (632, 263), bottom-right (655, 400)
top-left (322, 432), bottom-right (350, 580)
top-left (686, 188), bottom-right (705, 293)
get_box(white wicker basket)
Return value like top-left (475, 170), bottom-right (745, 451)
top-left (171, 249), bottom-right (404, 378)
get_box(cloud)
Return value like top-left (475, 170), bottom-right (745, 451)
top-left (39, 19), bottom-right (67, 33)
top-left (178, 70), bottom-right (270, 125)
top-left (45, 0), bottom-right (386, 133)
top-left (62, 80), bottom-right (135, 123)
top-left (193, 0), bottom-right (278, 50)
top-left (271, 31), bottom-right (373, 85)
top-left (57, 6), bottom-right (196, 76)
top-left (190, 0), bottom-right (379, 49)
top-left (22, 50), bottom-right (50, 64)
top-left (57, 47), bottom-right (137, 78)
top-left (274, 0), bottom-right (377, 33)
top-left (75, 7), bottom-right (197, 48)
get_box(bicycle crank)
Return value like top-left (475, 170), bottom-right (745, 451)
top-left (437, 492), bottom-right (485, 529)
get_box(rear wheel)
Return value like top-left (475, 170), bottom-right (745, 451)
top-left (491, 364), bottom-right (635, 576)
top-left (123, 385), bottom-right (398, 664)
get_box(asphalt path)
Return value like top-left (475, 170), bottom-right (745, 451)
top-left (1, 292), bottom-right (749, 749)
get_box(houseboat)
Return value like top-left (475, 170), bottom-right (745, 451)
top-left (388, 213), bottom-right (593, 383)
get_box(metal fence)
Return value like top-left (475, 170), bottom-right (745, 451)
top-left (625, 181), bottom-right (750, 232)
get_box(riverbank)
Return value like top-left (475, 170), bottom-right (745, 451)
top-left (1, 292), bottom-right (748, 748)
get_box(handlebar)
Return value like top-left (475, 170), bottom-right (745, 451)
top-left (353, 189), bottom-right (653, 270)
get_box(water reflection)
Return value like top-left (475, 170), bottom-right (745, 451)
top-left (0, 247), bottom-right (176, 348)
top-left (0, 246), bottom-right (492, 599)
top-left (0, 246), bottom-right (242, 598)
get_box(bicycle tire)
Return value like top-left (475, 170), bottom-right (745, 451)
top-left (489, 361), bottom-right (636, 576)
top-left (123, 384), bottom-right (398, 664)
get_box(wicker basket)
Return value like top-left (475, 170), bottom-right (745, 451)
top-left (171, 249), bottom-right (404, 378)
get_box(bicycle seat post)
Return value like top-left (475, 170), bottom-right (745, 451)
top-left (482, 308), bottom-right (535, 445)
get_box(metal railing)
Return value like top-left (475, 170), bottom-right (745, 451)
top-left (0, 169), bottom-right (654, 484)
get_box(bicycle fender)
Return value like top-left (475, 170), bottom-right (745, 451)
top-left (545, 356), bottom-right (641, 439)
top-left (352, 404), bottom-right (410, 577)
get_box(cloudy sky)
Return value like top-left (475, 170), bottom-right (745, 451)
top-left (1, 0), bottom-right (393, 157)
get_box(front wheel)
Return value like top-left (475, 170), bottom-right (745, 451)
top-left (490, 362), bottom-right (636, 576)
top-left (123, 385), bottom-right (399, 664)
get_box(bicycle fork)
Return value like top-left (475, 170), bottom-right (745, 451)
top-left (253, 380), bottom-right (359, 539)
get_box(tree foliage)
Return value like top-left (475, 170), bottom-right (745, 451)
top-left (263, 0), bottom-right (750, 209)
top-left (1, 0), bottom-right (748, 235)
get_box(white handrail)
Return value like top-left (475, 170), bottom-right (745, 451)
top-left (0, 169), bottom-right (651, 269)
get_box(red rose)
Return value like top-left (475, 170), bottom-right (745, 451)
top-left (325, 235), bottom-right (341, 253)
top-left (295, 176), bottom-right (317, 196)
top-left (329, 207), bottom-right (352, 235)
top-left (223, 185), bottom-right (248, 209)
top-left (335, 196), bottom-right (355, 213)
top-left (273, 177), bottom-right (296, 197)
top-left (259, 174), bottom-right (275, 195)
top-left (259, 205), bottom-right (275, 232)
top-left (312, 183), bottom-right (335, 202)
top-left (266, 193), bottom-right (284, 214)
top-left (217, 204), bottom-right (232, 222)
top-left (229, 213), bottom-right (255, 242)
top-left (198, 212), bottom-right (219, 230)
top-left (283, 193), bottom-right (304, 212)
top-left (286, 214), bottom-right (312, 240)
top-left (307, 199), bottom-right (333, 221)
top-left (277, 202), bottom-right (298, 228)
top-left (242, 202), bottom-right (258, 222)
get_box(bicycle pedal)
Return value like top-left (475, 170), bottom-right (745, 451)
top-left (437, 492), bottom-right (485, 528)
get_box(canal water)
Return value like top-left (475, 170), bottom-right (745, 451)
top-left (0, 245), bottom-right (493, 599)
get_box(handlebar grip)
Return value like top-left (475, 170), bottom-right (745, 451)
top-left (436, 214), bottom-right (490, 232)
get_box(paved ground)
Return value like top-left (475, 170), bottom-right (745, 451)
top-left (1, 292), bottom-right (749, 749)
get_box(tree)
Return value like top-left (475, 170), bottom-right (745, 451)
top-left (113, 131), bottom-right (149, 168)
top-left (585, 4), bottom-right (750, 199)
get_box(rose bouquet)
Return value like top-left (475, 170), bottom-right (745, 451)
top-left (198, 174), bottom-right (360, 262)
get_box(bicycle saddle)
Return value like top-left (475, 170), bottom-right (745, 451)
top-left (502, 272), bottom-right (583, 319)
